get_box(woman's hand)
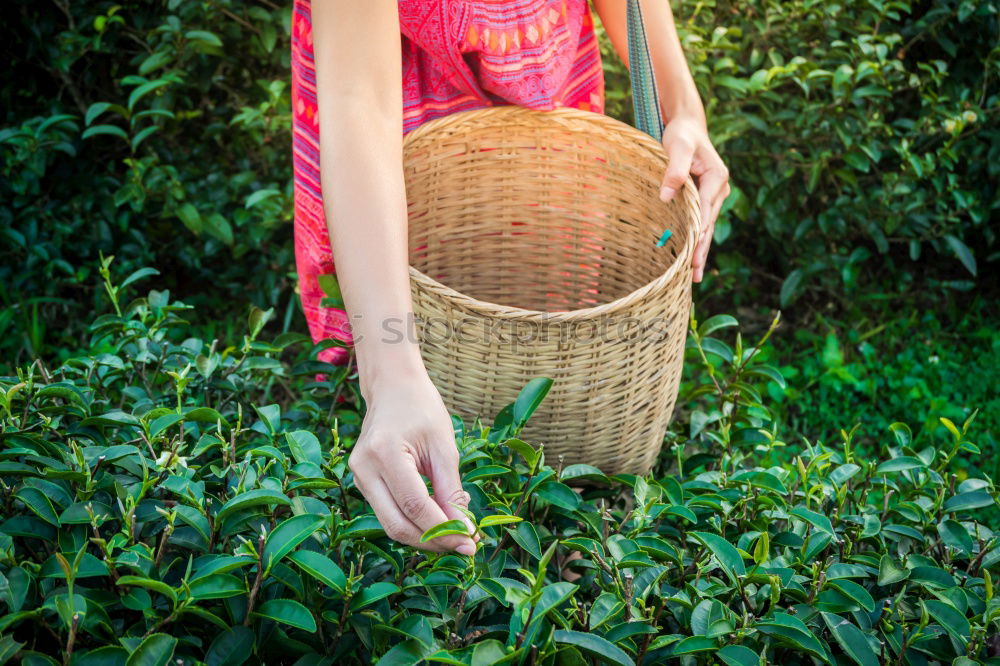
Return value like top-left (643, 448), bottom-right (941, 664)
top-left (657, 116), bottom-right (731, 283)
top-left (348, 370), bottom-right (478, 555)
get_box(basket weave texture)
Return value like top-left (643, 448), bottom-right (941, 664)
top-left (404, 106), bottom-right (700, 476)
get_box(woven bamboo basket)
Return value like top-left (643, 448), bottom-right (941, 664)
top-left (403, 105), bottom-right (700, 476)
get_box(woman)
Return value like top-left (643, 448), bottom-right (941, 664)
top-left (291, 0), bottom-right (729, 557)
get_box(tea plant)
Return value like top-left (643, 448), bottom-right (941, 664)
top-left (1, 262), bottom-right (997, 664)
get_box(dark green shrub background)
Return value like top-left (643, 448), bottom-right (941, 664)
top-left (2, 0), bottom-right (997, 364)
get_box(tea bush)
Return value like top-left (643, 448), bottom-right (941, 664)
top-left (599, 0), bottom-right (998, 306)
top-left (764, 304), bottom-right (1000, 481)
top-left (4, 0), bottom-right (997, 366)
top-left (1, 261), bottom-right (997, 664)
top-left (1, 0), bottom-right (294, 366)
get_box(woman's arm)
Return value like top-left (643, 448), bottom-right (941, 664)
top-left (312, 2), bottom-right (476, 555)
top-left (591, 0), bottom-right (730, 282)
top-left (312, 1), bottom-right (412, 379)
top-left (592, 0), bottom-right (703, 122)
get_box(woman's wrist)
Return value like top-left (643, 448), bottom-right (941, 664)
top-left (356, 339), bottom-right (428, 401)
top-left (661, 90), bottom-right (706, 127)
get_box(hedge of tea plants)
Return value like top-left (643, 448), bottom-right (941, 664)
top-left (600, 0), bottom-right (998, 307)
top-left (1, 261), bottom-right (997, 664)
top-left (3, 0), bottom-right (997, 367)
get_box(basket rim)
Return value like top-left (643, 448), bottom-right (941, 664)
top-left (405, 105), bottom-right (702, 323)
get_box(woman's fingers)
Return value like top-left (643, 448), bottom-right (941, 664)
top-left (350, 459), bottom-right (433, 549)
top-left (659, 135), bottom-right (695, 203)
top-left (378, 447), bottom-right (477, 554)
top-left (350, 449), bottom-right (471, 553)
top-left (428, 443), bottom-right (479, 546)
top-left (692, 164), bottom-right (730, 281)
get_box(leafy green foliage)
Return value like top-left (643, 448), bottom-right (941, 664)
top-left (598, 0), bottom-right (998, 304)
top-left (1, 263), bottom-right (997, 664)
top-left (1, 0), bottom-right (294, 366)
top-left (762, 305), bottom-right (1000, 484)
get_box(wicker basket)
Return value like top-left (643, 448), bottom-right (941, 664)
top-left (403, 106), bottom-right (700, 476)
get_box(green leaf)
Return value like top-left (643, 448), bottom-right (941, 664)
top-left (943, 234), bottom-right (977, 276)
top-left (205, 626), bottom-right (255, 666)
top-left (253, 404), bottom-right (281, 434)
top-left (877, 555), bottom-right (909, 586)
top-left (316, 274), bottom-right (343, 306)
top-left (672, 635), bottom-right (716, 655)
top-left (131, 125), bottom-right (160, 152)
top-left (350, 581), bottom-right (400, 611)
top-left (138, 51), bottom-right (172, 76)
top-left (247, 305), bottom-right (274, 339)
top-left (663, 505), bottom-right (697, 524)
top-left (285, 430), bottom-right (323, 467)
top-left (821, 613), bottom-right (878, 666)
top-left (116, 576), bottom-right (177, 605)
top-left (471, 640), bottom-right (508, 666)
top-left (909, 565), bottom-right (956, 589)
top-left (698, 314), bottom-right (739, 338)
top-left (875, 456), bottom-right (926, 474)
top-left (263, 514), bottom-right (325, 570)
top-left (505, 438), bottom-right (540, 468)
top-left (529, 582), bottom-right (578, 626)
top-left (176, 202), bottom-right (202, 234)
top-left (747, 470), bottom-right (788, 494)
top-left (125, 633), bottom-right (177, 666)
top-left (288, 550), bottom-right (347, 594)
top-left (754, 613), bottom-right (826, 659)
top-left (827, 580), bottom-right (875, 612)
top-left (790, 506), bottom-right (839, 541)
top-left (944, 490), bottom-right (995, 513)
top-left (128, 80), bottom-right (172, 112)
top-left (512, 378), bottom-right (553, 427)
top-left (191, 556), bottom-right (256, 581)
top-left (73, 646), bottom-right (130, 665)
top-left (589, 593), bottom-right (624, 631)
top-left (779, 269), bottom-right (805, 307)
top-left (420, 519), bottom-right (469, 542)
top-left (552, 630), bottom-right (635, 666)
top-left (924, 600), bottom-right (970, 644)
top-left (14, 487), bottom-right (59, 525)
top-left (178, 606), bottom-right (230, 632)
top-left (478, 514), bottom-right (523, 529)
top-left (188, 574), bottom-right (246, 600)
top-left (216, 488), bottom-right (291, 522)
top-left (85, 102), bottom-right (112, 127)
top-left (843, 150), bottom-right (869, 172)
top-left (508, 522), bottom-right (542, 560)
top-left (937, 520), bottom-right (974, 555)
top-left (183, 406), bottom-right (228, 426)
top-left (690, 531), bottom-right (746, 584)
top-left (535, 481), bottom-right (581, 510)
top-left (254, 598), bottom-right (317, 632)
top-left (245, 188), bottom-right (280, 209)
top-left (149, 413), bottom-right (183, 438)
top-left (82, 124), bottom-right (128, 141)
top-left (716, 645), bottom-right (760, 666)
top-left (888, 422), bottom-right (911, 448)
top-left (185, 30), bottom-right (223, 47)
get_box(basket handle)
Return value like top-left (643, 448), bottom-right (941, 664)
top-left (625, 0), bottom-right (665, 142)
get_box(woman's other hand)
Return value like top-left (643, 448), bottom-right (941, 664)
top-left (657, 115), bottom-right (730, 283)
top-left (589, 0), bottom-right (731, 283)
top-left (348, 370), bottom-right (478, 555)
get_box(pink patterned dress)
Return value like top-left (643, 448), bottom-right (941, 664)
top-left (291, 0), bottom-right (606, 364)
